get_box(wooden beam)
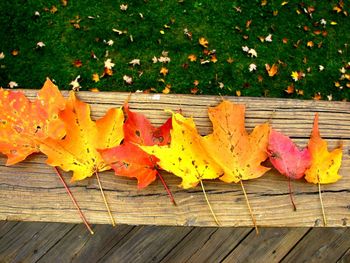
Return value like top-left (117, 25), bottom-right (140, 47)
top-left (0, 90), bottom-right (349, 227)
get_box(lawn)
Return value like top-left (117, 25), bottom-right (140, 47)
top-left (0, 0), bottom-right (349, 101)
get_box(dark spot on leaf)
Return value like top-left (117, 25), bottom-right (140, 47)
top-left (178, 157), bottom-right (182, 162)
top-left (135, 130), bottom-right (141, 137)
top-left (87, 148), bottom-right (90, 153)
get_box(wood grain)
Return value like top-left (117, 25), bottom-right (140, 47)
top-left (222, 228), bottom-right (310, 263)
top-left (0, 90), bottom-right (349, 227)
top-left (281, 228), bottom-right (350, 263)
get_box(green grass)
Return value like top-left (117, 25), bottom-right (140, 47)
top-left (0, 0), bottom-right (349, 100)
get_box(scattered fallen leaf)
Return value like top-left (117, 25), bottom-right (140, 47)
top-left (8, 81), bottom-right (18, 89)
top-left (50, 5), bottom-right (58, 14)
top-left (313, 92), bottom-right (321, 100)
top-left (73, 59), bottom-right (83, 68)
top-left (285, 84), bottom-right (294, 94)
top-left (36, 42), bottom-right (45, 48)
top-left (188, 54), bottom-right (197, 62)
top-left (227, 57), bottom-right (234, 64)
top-left (307, 41), bottom-right (314, 48)
top-left (123, 75), bottom-right (133, 84)
top-left (120, 4), bottom-right (128, 11)
top-left (211, 54), bottom-right (218, 63)
top-left (129, 59), bottom-right (140, 66)
top-left (199, 37), bottom-right (209, 48)
top-left (249, 63), bottom-right (257, 72)
top-left (160, 67), bottom-right (168, 76)
top-left (162, 84), bottom-right (171, 94)
top-left (70, 75), bottom-right (81, 91)
top-left (104, 58), bottom-right (115, 69)
top-left (11, 50), bottom-right (19, 56)
top-left (265, 63), bottom-right (278, 77)
top-left (92, 73), bottom-right (100, 83)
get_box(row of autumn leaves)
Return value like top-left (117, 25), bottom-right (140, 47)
top-left (0, 79), bottom-right (343, 234)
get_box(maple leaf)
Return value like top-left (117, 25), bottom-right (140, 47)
top-left (305, 113), bottom-right (342, 184)
top-left (265, 63), bottom-right (278, 77)
top-left (92, 73), bottom-right (100, 82)
top-left (100, 103), bottom-right (172, 189)
top-left (188, 54), bottom-right (197, 62)
top-left (8, 81), bottom-right (18, 89)
top-left (123, 103), bottom-right (171, 146)
top-left (39, 91), bottom-right (124, 181)
top-left (0, 78), bottom-right (65, 165)
top-left (201, 101), bottom-right (270, 183)
top-left (291, 71), bottom-right (299, 81)
top-left (248, 49), bottom-right (257, 58)
top-left (199, 37), bottom-right (209, 48)
top-left (129, 59), bottom-right (140, 66)
top-left (70, 75), bottom-right (81, 91)
top-left (104, 58), bottom-right (115, 69)
top-left (123, 75), bottom-right (133, 84)
top-left (249, 63), bottom-right (257, 72)
top-left (268, 129), bottom-right (311, 180)
top-left (160, 67), bottom-right (168, 76)
top-left (141, 112), bottom-right (223, 189)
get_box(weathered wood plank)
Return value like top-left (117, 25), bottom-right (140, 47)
top-left (160, 228), bottom-right (252, 262)
top-left (338, 248), bottom-right (350, 263)
top-left (221, 228), bottom-right (310, 263)
top-left (0, 222), bottom-right (74, 262)
top-left (98, 226), bottom-right (193, 263)
top-left (0, 91), bottom-right (349, 227)
top-left (36, 224), bottom-right (134, 263)
top-left (281, 228), bottom-right (350, 263)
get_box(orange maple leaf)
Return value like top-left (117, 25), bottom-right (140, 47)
top-left (202, 101), bottom-right (270, 183)
top-left (0, 78), bottom-right (65, 165)
top-left (39, 91), bottom-right (124, 181)
top-left (265, 63), bottom-right (278, 77)
top-left (188, 54), bottom-right (197, 62)
top-left (305, 113), bottom-right (342, 184)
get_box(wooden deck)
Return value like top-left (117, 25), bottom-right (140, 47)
top-left (1, 222), bottom-right (350, 262)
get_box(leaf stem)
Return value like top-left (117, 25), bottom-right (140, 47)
top-left (240, 180), bottom-right (259, 234)
top-left (53, 167), bottom-right (94, 235)
top-left (288, 178), bottom-right (297, 211)
top-left (199, 180), bottom-right (220, 226)
top-left (95, 171), bottom-right (116, 226)
top-left (156, 171), bottom-right (177, 206)
top-left (318, 181), bottom-right (327, 226)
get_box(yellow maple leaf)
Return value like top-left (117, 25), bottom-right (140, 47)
top-left (199, 37), bottom-right (209, 48)
top-left (291, 71), bottom-right (299, 81)
top-left (305, 113), bottom-right (342, 184)
top-left (39, 91), bottom-right (124, 181)
top-left (92, 73), bottom-right (100, 82)
top-left (188, 54), bottom-right (197, 62)
top-left (141, 112), bottom-right (223, 189)
top-left (160, 67), bottom-right (169, 76)
top-left (201, 101), bottom-right (270, 183)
